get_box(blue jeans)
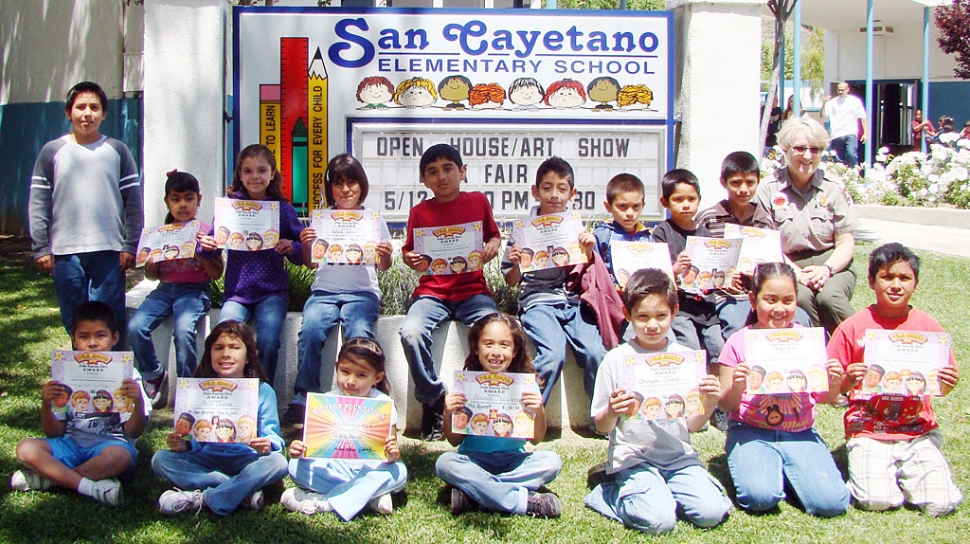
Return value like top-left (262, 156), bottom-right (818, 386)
top-left (151, 448), bottom-right (287, 516)
top-left (399, 294), bottom-right (497, 405)
top-left (289, 458), bottom-right (407, 521)
top-left (127, 282), bottom-right (210, 379)
top-left (717, 298), bottom-right (813, 342)
top-left (585, 463), bottom-right (731, 534)
top-left (53, 251), bottom-right (127, 348)
top-left (219, 296), bottom-right (288, 385)
top-left (435, 450), bottom-right (562, 514)
top-left (669, 314), bottom-right (724, 363)
top-left (522, 301), bottom-right (606, 404)
top-left (830, 134), bottom-right (859, 168)
top-left (292, 290), bottom-right (380, 403)
top-left (725, 421), bottom-right (849, 517)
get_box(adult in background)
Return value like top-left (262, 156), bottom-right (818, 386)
top-left (911, 109), bottom-right (936, 151)
top-left (821, 82), bottom-right (867, 167)
top-left (755, 117), bottom-right (859, 336)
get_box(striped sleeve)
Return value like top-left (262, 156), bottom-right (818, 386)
top-left (109, 139), bottom-right (144, 253)
top-left (28, 142), bottom-right (61, 258)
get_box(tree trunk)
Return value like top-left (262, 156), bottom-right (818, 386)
top-left (759, 16), bottom-right (784, 153)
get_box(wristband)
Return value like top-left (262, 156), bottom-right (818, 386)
top-left (824, 264), bottom-right (835, 276)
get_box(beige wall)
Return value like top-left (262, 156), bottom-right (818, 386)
top-left (0, 0), bottom-right (145, 105)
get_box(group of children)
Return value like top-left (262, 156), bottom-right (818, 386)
top-left (14, 81), bottom-right (962, 531)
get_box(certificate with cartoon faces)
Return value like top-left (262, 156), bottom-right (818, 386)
top-left (213, 198), bottom-right (280, 251)
top-left (135, 220), bottom-right (201, 267)
top-left (682, 236), bottom-right (743, 294)
top-left (860, 329), bottom-right (952, 399)
top-left (309, 209), bottom-right (382, 265)
top-left (173, 378), bottom-right (260, 444)
top-left (743, 328), bottom-right (828, 395)
top-left (450, 371), bottom-right (540, 439)
top-left (302, 393), bottom-right (392, 460)
top-left (609, 241), bottom-right (674, 287)
top-left (412, 220), bottom-right (484, 275)
top-left (619, 350), bottom-right (707, 422)
top-left (723, 224), bottom-right (784, 275)
top-left (511, 212), bottom-right (588, 271)
top-left (51, 351), bottom-right (134, 415)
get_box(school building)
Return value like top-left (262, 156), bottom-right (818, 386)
top-left (0, 0), bottom-right (967, 233)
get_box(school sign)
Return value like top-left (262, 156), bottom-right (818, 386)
top-left (234, 7), bottom-right (673, 222)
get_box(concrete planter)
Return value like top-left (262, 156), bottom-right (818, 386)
top-left (127, 280), bottom-right (592, 436)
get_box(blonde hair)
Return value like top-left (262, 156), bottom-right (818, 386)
top-left (777, 117), bottom-right (830, 150)
top-left (394, 78), bottom-right (437, 103)
top-left (618, 84), bottom-right (653, 107)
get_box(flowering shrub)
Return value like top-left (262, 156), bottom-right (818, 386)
top-left (762, 134), bottom-right (970, 209)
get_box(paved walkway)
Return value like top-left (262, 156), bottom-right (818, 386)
top-left (856, 218), bottom-right (970, 259)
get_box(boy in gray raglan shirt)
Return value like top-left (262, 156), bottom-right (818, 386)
top-left (29, 81), bottom-right (142, 343)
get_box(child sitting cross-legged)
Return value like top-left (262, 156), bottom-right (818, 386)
top-left (436, 313), bottom-right (563, 518)
top-left (282, 337), bottom-right (407, 520)
top-left (12, 301), bottom-right (150, 507)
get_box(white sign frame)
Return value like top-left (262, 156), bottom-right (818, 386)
top-left (233, 7), bottom-right (674, 222)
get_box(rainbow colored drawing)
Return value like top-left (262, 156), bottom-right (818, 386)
top-left (303, 393), bottom-right (392, 460)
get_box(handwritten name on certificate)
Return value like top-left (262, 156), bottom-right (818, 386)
top-left (619, 350), bottom-right (707, 421)
top-left (511, 212), bottom-right (588, 271)
top-left (861, 330), bottom-right (952, 398)
top-left (303, 393), bottom-right (392, 460)
top-left (723, 224), bottom-right (783, 275)
top-left (413, 221), bottom-right (485, 275)
top-left (451, 371), bottom-right (540, 439)
top-left (743, 328), bottom-right (828, 395)
top-left (213, 198), bottom-right (280, 251)
top-left (683, 236), bottom-right (742, 293)
top-left (309, 209), bottom-right (382, 265)
top-left (610, 241), bottom-right (674, 287)
top-left (51, 351), bottom-right (134, 415)
top-left (135, 220), bottom-right (201, 267)
top-left (173, 378), bottom-right (260, 443)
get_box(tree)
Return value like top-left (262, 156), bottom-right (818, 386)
top-left (760, 0), bottom-right (798, 149)
top-left (935, 0), bottom-right (970, 80)
top-left (761, 25), bottom-right (824, 96)
top-left (556, 0), bottom-right (665, 10)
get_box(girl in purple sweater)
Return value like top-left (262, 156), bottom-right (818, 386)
top-left (218, 144), bottom-right (304, 385)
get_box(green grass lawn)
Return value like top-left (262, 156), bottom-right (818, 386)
top-left (1, 242), bottom-right (969, 543)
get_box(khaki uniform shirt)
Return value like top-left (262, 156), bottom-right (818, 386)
top-left (754, 168), bottom-right (859, 255)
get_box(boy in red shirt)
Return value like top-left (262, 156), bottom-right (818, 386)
top-left (828, 243), bottom-right (962, 516)
top-left (400, 144), bottom-right (501, 440)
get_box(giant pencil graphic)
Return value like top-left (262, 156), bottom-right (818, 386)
top-left (307, 48), bottom-right (328, 212)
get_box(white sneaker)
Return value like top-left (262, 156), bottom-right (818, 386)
top-left (159, 489), bottom-right (204, 515)
top-left (10, 469), bottom-right (52, 491)
top-left (368, 493), bottom-right (393, 515)
top-left (240, 489), bottom-right (264, 511)
top-left (280, 487), bottom-right (331, 516)
top-left (89, 478), bottom-right (124, 508)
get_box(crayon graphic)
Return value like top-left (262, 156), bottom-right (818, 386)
top-left (259, 85), bottom-right (281, 164)
top-left (292, 118), bottom-right (308, 214)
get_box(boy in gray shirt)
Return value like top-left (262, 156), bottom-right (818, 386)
top-left (585, 268), bottom-right (731, 534)
top-left (28, 81), bottom-right (142, 343)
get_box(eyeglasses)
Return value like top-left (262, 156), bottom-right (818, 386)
top-left (791, 145), bottom-right (823, 155)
